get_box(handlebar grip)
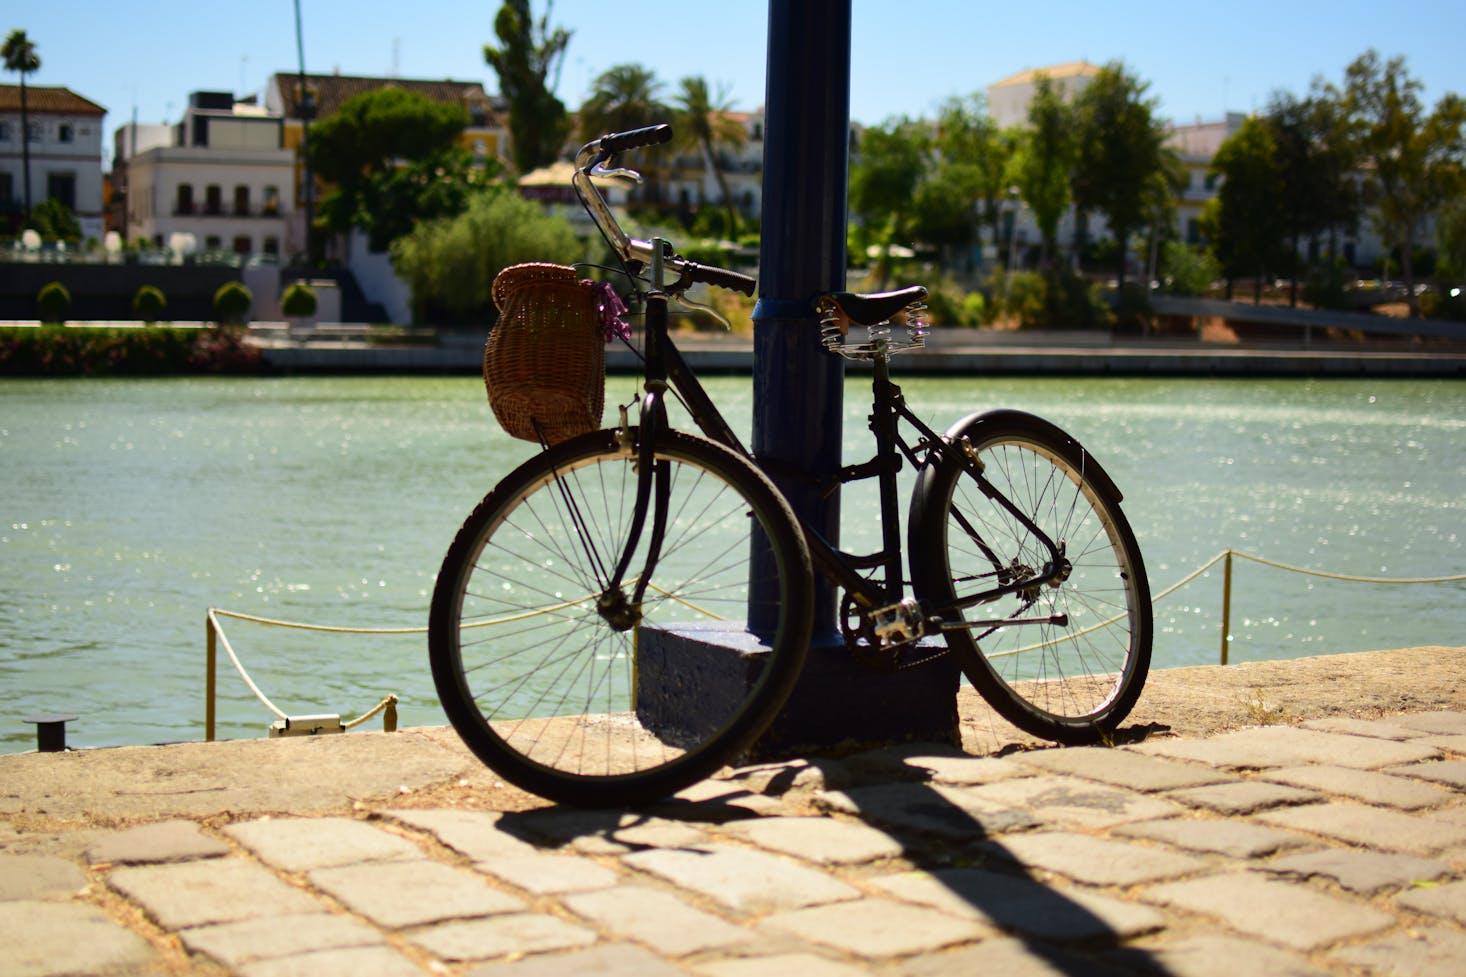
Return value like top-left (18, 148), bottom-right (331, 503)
top-left (600, 123), bottom-right (673, 155)
top-left (684, 261), bottom-right (757, 297)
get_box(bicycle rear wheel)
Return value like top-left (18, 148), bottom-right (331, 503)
top-left (430, 427), bottom-right (812, 807)
top-left (909, 410), bottom-right (1151, 743)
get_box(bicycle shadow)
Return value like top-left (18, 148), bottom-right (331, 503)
top-left (494, 746), bottom-right (1182, 976)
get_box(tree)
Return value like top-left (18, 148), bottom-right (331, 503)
top-left (1341, 50), bottom-right (1466, 316)
top-left (1266, 86), bottom-right (1361, 305)
top-left (1071, 62), bottom-right (1169, 288)
top-left (672, 76), bottom-right (746, 234)
top-left (484, 0), bottom-right (571, 174)
top-left (849, 119), bottom-right (927, 286)
top-left (1010, 75), bottom-right (1075, 269)
top-left (389, 186), bottom-right (580, 325)
top-left (578, 64), bottom-right (669, 203)
top-left (1205, 116), bottom-right (1287, 301)
top-left (2, 29), bottom-right (40, 225)
top-left (307, 86), bottom-right (480, 250)
top-left (928, 94), bottom-right (1012, 260)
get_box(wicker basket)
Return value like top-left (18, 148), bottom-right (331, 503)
top-left (483, 263), bottom-right (605, 445)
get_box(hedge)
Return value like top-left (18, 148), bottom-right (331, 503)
top-left (0, 325), bottom-right (261, 376)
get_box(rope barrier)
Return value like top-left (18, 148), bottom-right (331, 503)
top-left (205, 547), bottom-right (1462, 738)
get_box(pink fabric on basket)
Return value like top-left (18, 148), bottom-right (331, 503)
top-left (592, 281), bottom-right (631, 341)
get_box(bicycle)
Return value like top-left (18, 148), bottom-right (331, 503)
top-left (429, 124), bottom-right (1152, 807)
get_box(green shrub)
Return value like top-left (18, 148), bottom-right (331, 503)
top-left (1111, 283), bottom-right (1153, 334)
top-left (0, 325), bottom-right (261, 375)
top-left (280, 281), bottom-right (318, 318)
top-left (133, 285), bottom-right (168, 324)
top-left (1162, 242), bottom-right (1221, 297)
top-left (37, 281), bottom-right (71, 324)
top-left (213, 281), bottom-right (254, 325)
top-left (1302, 259), bottom-right (1351, 311)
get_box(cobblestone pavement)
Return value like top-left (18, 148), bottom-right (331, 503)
top-left (3, 711), bottom-right (1465, 977)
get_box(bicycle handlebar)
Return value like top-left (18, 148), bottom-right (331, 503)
top-left (573, 124), bottom-right (757, 298)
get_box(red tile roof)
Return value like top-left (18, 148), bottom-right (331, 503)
top-left (0, 85), bottom-right (106, 115)
top-left (270, 73), bottom-right (500, 125)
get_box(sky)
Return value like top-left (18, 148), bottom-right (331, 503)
top-left (8, 0), bottom-right (1465, 165)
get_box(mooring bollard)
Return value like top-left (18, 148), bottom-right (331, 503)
top-left (24, 713), bottom-right (78, 752)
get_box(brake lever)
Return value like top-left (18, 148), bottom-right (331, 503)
top-left (675, 293), bottom-right (732, 331)
top-left (590, 161), bottom-right (643, 185)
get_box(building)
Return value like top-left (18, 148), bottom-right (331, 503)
top-left (0, 84), bottom-right (106, 238)
top-left (987, 61), bottom-right (1101, 129)
top-left (263, 72), bottom-right (509, 255)
top-left (119, 91), bottom-right (295, 258)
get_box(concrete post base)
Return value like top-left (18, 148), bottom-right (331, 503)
top-left (636, 622), bottom-right (960, 760)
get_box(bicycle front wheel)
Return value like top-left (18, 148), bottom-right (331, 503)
top-left (909, 410), bottom-right (1151, 744)
top-left (430, 428), bottom-right (812, 807)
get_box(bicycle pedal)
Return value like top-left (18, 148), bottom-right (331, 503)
top-left (870, 598), bottom-right (926, 647)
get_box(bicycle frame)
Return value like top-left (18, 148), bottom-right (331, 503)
top-left (571, 130), bottom-right (1070, 651)
top-left (631, 262), bottom-right (1070, 650)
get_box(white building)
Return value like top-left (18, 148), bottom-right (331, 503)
top-left (120, 92), bottom-right (295, 257)
top-left (0, 84), bottom-right (106, 239)
top-left (988, 61), bottom-right (1101, 130)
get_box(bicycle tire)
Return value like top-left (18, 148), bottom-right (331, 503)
top-left (909, 410), bottom-right (1151, 743)
top-left (430, 427), bottom-right (813, 807)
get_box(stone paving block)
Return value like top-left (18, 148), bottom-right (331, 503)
top-left (1302, 716), bottom-right (1433, 740)
top-left (1256, 801), bottom-right (1466, 855)
top-left (1013, 746), bottom-right (1234, 792)
top-left (563, 885), bottom-right (751, 955)
top-left (898, 753), bottom-right (1031, 786)
top-left (989, 831), bottom-right (1206, 886)
top-left (86, 819), bottom-right (231, 865)
top-left (1132, 725), bottom-right (1439, 770)
top-left (410, 911), bottom-right (598, 961)
top-left (307, 858), bottom-right (523, 929)
top-left (502, 808), bottom-right (708, 855)
top-left (236, 944), bottom-right (426, 977)
top-left (871, 867), bottom-right (1166, 942)
top-left (1104, 934), bottom-right (1330, 977)
top-left (622, 845), bottom-right (859, 914)
top-left (1386, 758), bottom-right (1466, 790)
top-left (1265, 848), bottom-right (1453, 895)
top-left (1142, 872), bottom-right (1393, 951)
top-left (180, 912), bottom-right (383, 967)
top-left (225, 816), bottom-right (422, 872)
top-left (1114, 817), bottom-right (1310, 859)
top-left (465, 942), bottom-right (688, 977)
top-left (898, 937), bottom-right (1107, 977)
top-left (1263, 764), bottom-right (1456, 810)
top-left (476, 851), bottom-right (620, 894)
top-left (0, 853), bottom-right (85, 901)
top-left (1331, 927), bottom-right (1466, 977)
top-left (109, 856), bottom-right (321, 929)
top-left (386, 808), bottom-right (539, 859)
top-left (761, 897), bottom-right (981, 957)
top-left (948, 774), bottom-right (1184, 829)
top-left (1391, 711), bottom-right (1466, 735)
top-left (695, 952), bottom-right (874, 977)
top-left (1163, 780), bottom-right (1317, 816)
top-left (0, 900), bottom-right (156, 976)
top-left (722, 815), bottom-right (904, 864)
top-left (1397, 878), bottom-right (1466, 925)
top-left (1426, 733), bottom-right (1466, 754)
top-left (816, 782), bottom-right (1039, 840)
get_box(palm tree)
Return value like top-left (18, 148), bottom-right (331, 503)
top-left (3, 30), bottom-right (40, 226)
top-left (578, 64), bottom-right (667, 204)
top-left (673, 76), bottom-right (746, 235)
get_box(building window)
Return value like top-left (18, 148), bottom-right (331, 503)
top-left (1187, 218), bottom-right (1202, 245)
top-left (262, 185), bottom-right (280, 214)
top-left (58, 124), bottom-right (74, 143)
top-left (234, 185), bottom-right (250, 216)
top-left (47, 172), bottom-right (76, 210)
top-left (1204, 173), bottom-right (1219, 191)
top-left (0, 172), bottom-right (12, 202)
top-left (27, 121), bottom-right (41, 143)
top-left (0, 121), bottom-right (10, 141)
top-left (232, 235), bottom-right (252, 255)
top-left (205, 185), bottom-right (223, 216)
top-left (263, 236), bottom-right (280, 256)
top-left (205, 235), bottom-right (222, 251)
top-left (177, 184), bottom-right (194, 215)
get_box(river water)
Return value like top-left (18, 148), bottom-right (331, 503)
top-left (2, 374), bottom-right (1462, 752)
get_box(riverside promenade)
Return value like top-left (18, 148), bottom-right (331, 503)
top-left (3, 647), bottom-right (1465, 977)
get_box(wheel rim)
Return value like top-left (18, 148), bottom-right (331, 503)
top-left (435, 434), bottom-right (805, 793)
top-left (943, 434), bottom-right (1147, 725)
